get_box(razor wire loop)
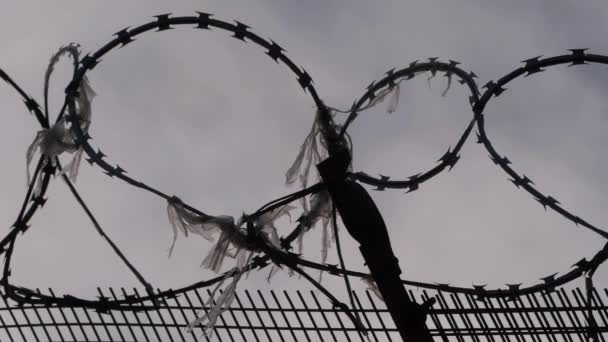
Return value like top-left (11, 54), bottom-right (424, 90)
top-left (64, 12), bottom-right (325, 207)
top-left (337, 59), bottom-right (480, 193)
top-left (474, 50), bottom-right (608, 241)
top-left (0, 11), bottom-right (606, 332)
top-left (0, 13), bottom-right (363, 325)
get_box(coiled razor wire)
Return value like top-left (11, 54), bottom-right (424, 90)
top-left (0, 12), bottom-right (607, 337)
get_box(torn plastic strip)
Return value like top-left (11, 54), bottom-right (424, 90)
top-left (26, 77), bottom-right (95, 187)
top-left (186, 268), bottom-right (244, 337)
top-left (167, 197), bottom-right (295, 273)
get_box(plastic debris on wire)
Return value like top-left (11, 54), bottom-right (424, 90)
top-left (169, 196), bottom-right (296, 335)
top-left (186, 268), bottom-right (244, 338)
top-left (285, 109), bottom-right (332, 259)
top-left (285, 109), bottom-right (330, 188)
top-left (167, 196), bottom-right (295, 273)
top-left (166, 196), bottom-right (233, 257)
top-left (26, 76), bottom-right (95, 191)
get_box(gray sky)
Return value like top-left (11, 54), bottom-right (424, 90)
top-left (1, 0), bottom-right (608, 321)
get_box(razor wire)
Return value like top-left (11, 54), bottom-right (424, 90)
top-left (0, 11), bottom-right (607, 338)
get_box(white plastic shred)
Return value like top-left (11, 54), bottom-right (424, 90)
top-left (175, 203), bottom-right (296, 336)
top-left (200, 218), bottom-right (249, 273)
top-left (186, 268), bottom-right (244, 337)
top-left (285, 109), bottom-right (329, 188)
top-left (386, 84), bottom-right (401, 114)
top-left (167, 197), bottom-right (295, 273)
top-left (166, 196), bottom-right (233, 257)
top-left (26, 76), bottom-right (95, 187)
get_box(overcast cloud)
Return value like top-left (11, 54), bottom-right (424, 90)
top-left (1, 0), bottom-right (608, 326)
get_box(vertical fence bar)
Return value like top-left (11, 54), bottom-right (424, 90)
top-left (283, 290), bottom-right (311, 342)
top-left (575, 287), bottom-right (600, 342)
top-left (36, 289), bottom-right (65, 341)
top-left (48, 290), bottom-right (76, 341)
top-left (426, 290), bottom-right (451, 342)
top-left (13, 302), bottom-right (39, 342)
top-left (528, 293), bottom-right (556, 342)
top-left (540, 292), bottom-right (570, 341)
top-left (315, 289), bottom-right (344, 342)
top-left (436, 291), bottom-right (465, 342)
top-left (511, 295), bottom-right (539, 342)
top-left (296, 290), bottom-right (327, 342)
top-left (68, 304), bottom-right (91, 341)
top-left (26, 302), bottom-right (53, 342)
top-left (181, 290), bottom-right (211, 342)
top-left (557, 288), bottom-right (585, 342)
top-left (96, 288), bottom-right (123, 342)
top-left (217, 289), bottom-right (247, 341)
top-left (120, 288), bottom-right (151, 342)
top-left (172, 290), bottom-right (201, 342)
top-left (544, 291), bottom-right (573, 342)
top-left (0, 310), bottom-right (16, 342)
top-left (481, 296), bottom-right (509, 342)
top-left (79, 298), bottom-right (103, 341)
top-left (200, 288), bottom-right (235, 342)
top-left (591, 288), bottom-right (608, 329)
top-left (135, 288), bottom-right (175, 341)
top-left (466, 293), bottom-right (496, 342)
top-left (350, 291), bottom-right (377, 342)
top-left (590, 289), bottom-right (608, 342)
top-left (244, 290), bottom-right (272, 342)
top-left (93, 304), bottom-right (114, 341)
top-left (452, 292), bottom-right (480, 342)
top-left (132, 288), bottom-right (162, 342)
top-left (257, 290), bottom-right (286, 342)
top-left (495, 297), bottom-right (523, 342)
top-left (157, 291), bottom-right (184, 342)
top-left (2, 297), bottom-right (26, 342)
top-left (147, 289), bottom-right (179, 342)
top-left (108, 288), bottom-right (138, 342)
top-left (234, 292), bottom-right (260, 342)
top-left (485, 296), bottom-right (511, 342)
top-left (270, 290), bottom-right (299, 341)
top-left (365, 291), bottom-right (392, 342)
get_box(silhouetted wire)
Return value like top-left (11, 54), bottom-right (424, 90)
top-left (473, 51), bottom-right (608, 240)
top-left (251, 182), bottom-right (324, 220)
top-left (335, 59), bottom-right (479, 194)
top-left (55, 159), bottom-right (156, 300)
top-left (0, 67), bottom-right (48, 128)
top-left (0, 13), bottom-right (606, 331)
top-left (331, 203), bottom-right (363, 333)
top-left (287, 265), bottom-right (366, 332)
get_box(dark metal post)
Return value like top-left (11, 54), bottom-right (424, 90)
top-left (318, 150), bottom-right (434, 342)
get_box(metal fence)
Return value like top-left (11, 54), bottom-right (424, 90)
top-left (1, 286), bottom-right (607, 341)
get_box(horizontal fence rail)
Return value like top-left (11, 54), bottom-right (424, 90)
top-left (0, 286), bottom-right (607, 341)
